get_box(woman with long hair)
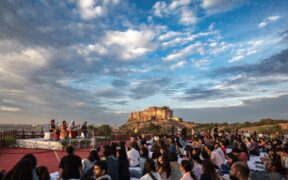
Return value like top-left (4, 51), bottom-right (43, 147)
top-left (157, 155), bottom-right (171, 180)
top-left (82, 149), bottom-right (100, 174)
top-left (3, 158), bottom-right (33, 180)
top-left (140, 158), bottom-right (161, 180)
top-left (117, 148), bottom-right (130, 180)
top-left (36, 166), bottom-right (50, 180)
top-left (180, 160), bottom-right (196, 180)
top-left (200, 159), bottom-right (220, 180)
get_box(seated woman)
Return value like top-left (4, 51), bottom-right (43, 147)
top-left (140, 158), bottom-right (161, 180)
top-left (180, 160), bottom-right (196, 180)
top-left (157, 155), bottom-right (171, 180)
top-left (81, 149), bottom-right (100, 179)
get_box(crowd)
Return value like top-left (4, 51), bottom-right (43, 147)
top-left (1, 127), bottom-right (288, 180)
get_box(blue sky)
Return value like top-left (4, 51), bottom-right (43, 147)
top-left (0, 0), bottom-right (288, 125)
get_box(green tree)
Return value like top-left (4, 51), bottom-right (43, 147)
top-left (95, 124), bottom-right (112, 136)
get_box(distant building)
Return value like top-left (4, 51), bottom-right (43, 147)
top-left (128, 106), bottom-right (174, 122)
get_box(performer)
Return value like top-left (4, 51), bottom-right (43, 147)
top-left (81, 122), bottom-right (88, 138)
top-left (49, 119), bottom-right (56, 132)
top-left (60, 121), bottom-right (69, 139)
top-left (68, 121), bottom-right (79, 139)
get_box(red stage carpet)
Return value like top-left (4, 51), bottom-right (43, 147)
top-left (0, 147), bottom-right (92, 173)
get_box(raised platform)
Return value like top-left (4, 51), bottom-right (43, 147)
top-left (16, 138), bottom-right (90, 150)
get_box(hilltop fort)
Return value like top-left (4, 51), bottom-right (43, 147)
top-left (121, 106), bottom-right (195, 132)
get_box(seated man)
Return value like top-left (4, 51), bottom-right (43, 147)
top-left (229, 162), bottom-right (250, 180)
top-left (58, 146), bottom-right (82, 180)
top-left (93, 161), bottom-right (111, 180)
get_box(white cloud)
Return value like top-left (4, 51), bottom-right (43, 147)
top-left (0, 41), bottom-right (51, 80)
top-left (169, 0), bottom-right (192, 10)
top-left (192, 58), bottom-right (211, 68)
top-left (76, 0), bottom-right (119, 20)
top-left (163, 42), bottom-right (203, 62)
top-left (170, 61), bottom-right (186, 70)
top-left (79, 29), bottom-right (156, 61)
top-left (229, 40), bottom-right (264, 62)
top-left (0, 106), bottom-right (21, 112)
top-left (179, 7), bottom-right (197, 25)
top-left (161, 30), bottom-right (217, 48)
top-left (158, 31), bottom-right (180, 41)
top-left (258, 15), bottom-right (280, 29)
top-left (153, 1), bottom-right (169, 17)
top-left (201, 0), bottom-right (246, 15)
top-left (152, 0), bottom-right (197, 26)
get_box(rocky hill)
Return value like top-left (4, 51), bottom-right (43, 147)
top-left (121, 106), bottom-right (196, 132)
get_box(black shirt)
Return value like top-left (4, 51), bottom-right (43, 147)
top-left (59, 154), bottom-right (82, 180)
top-left (118, 158), bottom-right (130, 180)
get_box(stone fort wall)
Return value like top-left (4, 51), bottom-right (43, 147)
top-left (129, 106), bottom-right (173, 121)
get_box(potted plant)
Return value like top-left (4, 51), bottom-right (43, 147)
top-left (80, 139), bottom-right (91, 148)
top-left (70, 139), bottom-right (78, 149)
top-left (5, 136), bottom-right (16, 148)
top-left (59, 139), bottom-right (68, 150)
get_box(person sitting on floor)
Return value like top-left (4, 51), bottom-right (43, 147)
top-left (58, 146), bottom-right (82, 180)
top-left (140, 158), bottom-right (161, 180)
top-left (93, 161), bottom-right (111, 180)
top-left (229, 162), bottom-right (250, 180)
top-left (180, 160), bottom-right (197, 180)
top-left (127, 142), bottom-right (140, 167)
top-left (3, 158), bottom-right (33, 180)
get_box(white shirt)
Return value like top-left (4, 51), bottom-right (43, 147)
top-left (180, 172), bottom-right (194, 180)
top-left (211, 150), bottom-right (224, 168)
top-left (127, 148), bottom-right (140, 167)
top-left (140, 172), bottom-right (161, 180)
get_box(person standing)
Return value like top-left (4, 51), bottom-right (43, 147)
top-left (82, 122), bottom-right (88, 138)
top-left (58, 146), bottom-right (82, 180)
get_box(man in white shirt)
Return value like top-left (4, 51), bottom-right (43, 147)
top-left (205, 145), bottom-right (224, 168)
top-left (127, 142), bottom-right (140, 167)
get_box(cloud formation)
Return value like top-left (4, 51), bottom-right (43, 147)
top-left (0, 0), bottom-right (287, 125)
top-left (258, 15), bottom-right (280, 29)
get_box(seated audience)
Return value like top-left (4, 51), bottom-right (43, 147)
top-left (157, 155), bottom-right (171, 180)
top-left (116, 148), bottom-right (130, 180)
top-left (180, 160), bottom-right (196, 180)
top-left (127, 142), bottom-right (140, 167)
top-left (140, 158), bottom-right (161, 180)
top-left (93, 160), bottom-right (111, 180)
top-left (82, 149), bottom-right (100, 175)
top-left (103, 145), bottom-right (119, 180)
top-left (36, 166), bottom-right (50, 180)
top-left (3, 158), bottom-right (33, 180)
top-left (200, 159), bottom-right (220, 180)
top-left (58, 146), bottom-right (82, 180)
top-left (229, 162), bottom-right (250, 180)
top-left (169, 152), bottom-right (182, 180)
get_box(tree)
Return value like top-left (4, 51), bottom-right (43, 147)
top-left (95, 124), bottom-right (112, 136)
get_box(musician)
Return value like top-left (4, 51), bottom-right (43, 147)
top-left (60, 121), bottom-right (69, 139)
top-left (68, 121), bottom-right (79, 139)
top-left (81, 122), bottom-right (88, 138)
top-left (49, 119), bottom-right (56, 133)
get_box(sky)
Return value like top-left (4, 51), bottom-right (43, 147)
top-left (0, 0), bottom-right (288, 126)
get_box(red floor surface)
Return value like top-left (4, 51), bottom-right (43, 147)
top-left (0, 147), bottom-right (93, 173)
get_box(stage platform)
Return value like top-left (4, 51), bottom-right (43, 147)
top-left (16, 138), bottom-right (91, 150)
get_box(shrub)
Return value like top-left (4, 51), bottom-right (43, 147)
top-left (80, 139), bottom-right (91, 146)
top-left (70, 140), bottom-right (78, 146)
top-left (5, 136), bottom-right (16, 147)
top-left (59, 139), bottom-right (69, 147)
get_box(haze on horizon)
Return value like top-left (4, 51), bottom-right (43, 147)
top-left (0, 0), bottom-right (288, 126)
